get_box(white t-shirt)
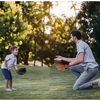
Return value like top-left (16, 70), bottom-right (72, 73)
top-left (1, 54), bottom-right (17, 69)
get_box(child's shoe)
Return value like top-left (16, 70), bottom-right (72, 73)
top-left (6, 89), bottom-right (12, 91)
top-left (11, 88), bottom-right (17, 90)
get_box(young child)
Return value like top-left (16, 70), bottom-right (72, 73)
top-left (1, 46), bottom-right (18, 91)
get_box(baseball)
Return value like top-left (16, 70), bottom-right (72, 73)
top-left (45, 40), bottom-right (49, 44)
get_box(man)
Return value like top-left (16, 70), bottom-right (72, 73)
top-left (54, 30), bottom-right (99, 90)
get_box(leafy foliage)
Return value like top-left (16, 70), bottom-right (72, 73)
top-left (0, 1), bottom-right (29, 61)
top-left (77, 1), bottom-right (100, 64)
top-left (0, 1), bottom-right (77, 66)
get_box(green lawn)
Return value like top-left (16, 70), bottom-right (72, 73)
top-left (0, 64), bottom-right (100, 99)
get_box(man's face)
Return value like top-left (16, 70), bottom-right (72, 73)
top-left (12, 48), bottom-right (19, 56)
top-left (70, 34), bottom-right (75, 44)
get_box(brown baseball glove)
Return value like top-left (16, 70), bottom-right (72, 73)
top-left (54, 61), bottom-right (69, 71)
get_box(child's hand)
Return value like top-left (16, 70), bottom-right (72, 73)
top-left (7, 67), bottom-right (10, 71)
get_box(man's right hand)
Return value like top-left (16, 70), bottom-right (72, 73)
top-left (54, 57), bottom-right (62, 61)
top-left (54, 55), bottom-right (63, 61)
top-left (55, 56), bottom-right (63, 59)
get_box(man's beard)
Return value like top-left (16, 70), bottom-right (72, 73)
top-left (72, 41), bottom-right (75, 44)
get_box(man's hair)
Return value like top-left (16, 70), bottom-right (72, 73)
top-left (70, 30), bottom-right (82, 40)
top-left (9, 46), bottom-right (18, 53)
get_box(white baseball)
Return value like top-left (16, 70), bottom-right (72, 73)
top-left (45, 40), bottom-right (49, 44)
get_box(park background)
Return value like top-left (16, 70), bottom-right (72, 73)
top-left (0, 1), bottom-right (100, 99)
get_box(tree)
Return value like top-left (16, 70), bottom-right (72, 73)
top-left (0, 1), bottom-right (81, 66)
top-left (77, 1), bottom-right (100, 64)
top-left (0, 1), bottom-right (30, 63)
top-left (49, 15), bottom-right (76, 59)
top-left (20, 1), bottom-right (53, 66)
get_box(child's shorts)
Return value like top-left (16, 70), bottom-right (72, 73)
top-left (1, 69), bottom-right (12, 79)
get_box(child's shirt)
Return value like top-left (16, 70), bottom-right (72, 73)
top-left (1, 54), bottom-right (17, 69)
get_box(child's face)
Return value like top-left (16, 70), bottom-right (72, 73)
top-left (12, 48), bottom-right (19, 56)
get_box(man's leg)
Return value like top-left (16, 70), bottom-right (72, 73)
top-left (73, 67), bottom-right (98, 90)
top-left (68, 64), bottom-right (84, 79)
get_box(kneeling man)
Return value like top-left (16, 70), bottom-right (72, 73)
top-left (55, 30), bottom-right (99, 90)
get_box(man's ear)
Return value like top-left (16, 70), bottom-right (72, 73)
top-left (74, 36), bottom-right (77, 39)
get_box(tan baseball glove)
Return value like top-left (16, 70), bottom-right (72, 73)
top-left (54, 61), bottom-right (69, 71)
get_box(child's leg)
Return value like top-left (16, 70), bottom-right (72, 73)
top-left (1, 69), bottom-right (10, 89)
top-left (9, 79), bottom-right (12, 89)
top-left (5, 79), bottom-right (9, 89)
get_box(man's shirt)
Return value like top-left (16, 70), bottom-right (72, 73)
top-left (76, 40), bottom-right (98, 68)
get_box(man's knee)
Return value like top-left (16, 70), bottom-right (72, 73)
top-left (73, 85), bottom-right (79, 90)
top-left (73, 83), bottom-right (81, 90)
top-left (73, 84), bottom-right (80, 90)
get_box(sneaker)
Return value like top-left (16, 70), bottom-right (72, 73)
top-left (11, 88), bottom-right (17, 90)
top-left (6, 89), bottom-right (12, 91)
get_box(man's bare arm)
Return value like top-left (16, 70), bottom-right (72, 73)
top-left (55, 56), bottom-right (75, 62)
top-left (61, 57), bottom-right (75, 62)
top-left (69, 52), bottom-right (84, 66)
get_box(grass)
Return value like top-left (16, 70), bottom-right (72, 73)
top-left (0, 64), bottom-right (100, 99)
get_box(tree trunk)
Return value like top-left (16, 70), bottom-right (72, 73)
top-left (17, 54), bottom-right (19, 64)
top-left (23, 51), bottom-right (29, 65)
top-left (34, 38), bottom-right (36, 66)
top-left (41, 44), bottom-right (44, 67)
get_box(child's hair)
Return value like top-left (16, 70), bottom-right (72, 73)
top-left (9, 46), bottom-right (18, 53)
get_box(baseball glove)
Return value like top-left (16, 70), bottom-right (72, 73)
top-left (16, 68), bottom-right (26, 75)
top-left (54, 61), bottom-right (69, 71)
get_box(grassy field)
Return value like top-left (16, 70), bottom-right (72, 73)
top-left (0, 64), bottom-right (100, 99)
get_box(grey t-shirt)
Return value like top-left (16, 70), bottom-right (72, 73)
top-left (1, 54), bottom-right (17, 69)
top-left (76, 40), bottom-right (99, 68)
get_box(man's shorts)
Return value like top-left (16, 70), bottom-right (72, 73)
top-left (1, 69), bottom-right (12, 79)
